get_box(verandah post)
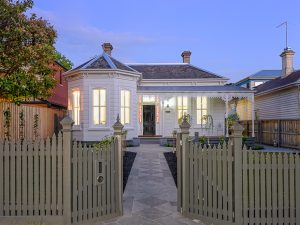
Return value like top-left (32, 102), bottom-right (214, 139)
top-left (230, 122), bottom-right (244, 224)
top-left (113, 114), bottom-right (124, 216)
top-left (179, 116), bottom-right (190, 215)
top-left (60, 116), bottom-right (74, 225)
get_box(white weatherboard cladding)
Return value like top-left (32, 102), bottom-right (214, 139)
top-left (256, 87), bottom-right (300, 120)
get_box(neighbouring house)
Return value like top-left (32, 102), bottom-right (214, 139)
top-left (236, 47), bottom-right (300, 148)
top-left (0, 60), bottom-right (68, 139)
top-left (237, 47), bottom-right (298, 121)
top-left (64, 43), bottom-right (255, 142)
top-left (235, 69), bottom-right (281, 90)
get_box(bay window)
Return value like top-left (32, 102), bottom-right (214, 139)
top-left (93, 89), bottom-right (106, 125)
top-left (197, 96), bottom-right (208, 125)
top-left (121, 90), bottom-right (130, 124)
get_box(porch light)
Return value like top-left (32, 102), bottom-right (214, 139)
top-left (165, 104), bottom-right (171, 113)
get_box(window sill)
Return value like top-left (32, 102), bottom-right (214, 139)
top-left (88, 127), bottom-right (111, 131)
top-left (72, 126), bottom-right (82, 131)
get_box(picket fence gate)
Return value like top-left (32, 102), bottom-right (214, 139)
top-left (177, 121), bottom-right (300, 225)
top-left (0, 116), bottom-right (124, 225)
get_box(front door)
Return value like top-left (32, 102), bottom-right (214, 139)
top-left (143, 105), bottom-right (155, 135)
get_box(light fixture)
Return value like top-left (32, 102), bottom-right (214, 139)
top-left (165, 104), bottom-right (171, 113)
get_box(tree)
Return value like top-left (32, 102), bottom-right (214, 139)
top-left (0, 0), bottom-right (57, 104)
top-left (55, 50), bottom-right (73, 70)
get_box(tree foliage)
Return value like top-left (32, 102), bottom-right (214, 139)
top-left (55, 50), bottom-right (73, 70)
top-left (0, 0), bottom-right (57, 103)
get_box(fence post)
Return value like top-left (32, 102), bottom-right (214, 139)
top-left (230, 122), bottom-right (244, 224)
top-left (179, 116), bottom-right (190, 215)
top-left (113, 114), bottom-right (124, 215)
top-left (60, 116), bottom-right (74, 225)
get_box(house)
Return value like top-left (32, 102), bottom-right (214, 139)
top-left (0, 60), bottom-right (68, 139)
top-left (254, 48), bottom-right (299, 120)
top-left (64, 43), bottom-right (254, 142)
top-left (235, 69), bottom-right (281, 90)
top-left (25, 60), bottom-right (68, 109)
top-left (237, 47), bottom-right (299, 121)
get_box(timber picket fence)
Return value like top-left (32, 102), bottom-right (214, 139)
top-left (0, 116), bottom-right (123, 225)
top-left (177, 121), bottom-right (300, 225)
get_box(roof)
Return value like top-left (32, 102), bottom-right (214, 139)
top-left (68, 52), bottom-right (137, 73)
top-left (138, 85), bottom-right (253, 93)
top-left (236, 70), bottom-right (281, 85)
top-left (250, 70), bottom-right (282, 79)
top-left (255, 70), bottom-right (300, 94)
top-left (127, 64), bottom-right (225, 80)
top-left (54, 60), bottom-right (68, 71)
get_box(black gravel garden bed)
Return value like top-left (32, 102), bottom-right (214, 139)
top-left (163, 152), bottom-right (177, 186)
top-left (123, 151), bottom-right (137, 191)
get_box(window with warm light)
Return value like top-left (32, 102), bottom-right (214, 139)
top-left (197, 96), bottom-right (208, 125)
top-left (72, 90), bottom-right (80, 125)
top-left (121, 90), bottom-right (130, 124)
top-left (177, 96), bottom-right (188, 120)
top-left (93, 89), bottom-right (106, 125)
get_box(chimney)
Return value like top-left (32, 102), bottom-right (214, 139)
top-left (102, 42), bottom-right (113, 56)
top-left (181, 51), bottom-right (191, 64)
top-left (280, 47), bottom-right (295, 77)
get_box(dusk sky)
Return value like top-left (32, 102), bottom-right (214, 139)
top-left (32, 0), bottom-right (300, 82)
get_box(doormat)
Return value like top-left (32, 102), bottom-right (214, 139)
top-left (123, 151), bottom-right (137, 191)
top-left (163, 152), bottom-right (177, 187)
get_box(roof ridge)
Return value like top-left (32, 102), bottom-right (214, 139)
top-left (102, 52), bottom-right (117, 69)
top-left (81, 55), bottom-right (99, 69)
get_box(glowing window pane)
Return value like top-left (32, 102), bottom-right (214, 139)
top-left (121, 90), bottom-right (130, 124)
top-left (72, 90), bottom-right (80, 125)
top-left (196, 96), bottom-right (208, 125)
top-left (93, 107), bottom-right (99, 125)
top-left (92, 89), bottom-right (106, 125)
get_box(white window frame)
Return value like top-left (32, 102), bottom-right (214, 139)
top-left (72, 89), bottom-right (80, 126)
top-left (92, 88), bottom-right (107, 125)
top-left (121, 90), bottom-right (130, 125)
top-left (177, 96), bottom-right (188, 120)
top-left (196, 96), bottom-right (208, 125)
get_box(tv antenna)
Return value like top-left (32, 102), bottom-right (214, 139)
top-left (277, 21), bottom-right (288, 49)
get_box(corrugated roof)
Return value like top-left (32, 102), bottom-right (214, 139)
top-left (138, 85), bottom-right (252, 92)
top-left (255, 70), bottom-right (300, 94)
top-left (128, 64), bottom-right (225, 79)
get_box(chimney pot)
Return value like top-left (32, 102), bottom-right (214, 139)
top-left (181, 51), bottom-right (191, 64)
top-left (280, 47), bottom-right (295, 78)
top-left (102, 42), bottom-right (113, 56)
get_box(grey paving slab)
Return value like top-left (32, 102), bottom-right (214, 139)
top-left (94, 144), bottom-right (205, 225)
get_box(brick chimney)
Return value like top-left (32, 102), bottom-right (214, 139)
top-left (280, 47), bottom-right (295, 77)
top-left (181, 51), bottom-right (191, 64)
top-left (102, 42), bottom-right (113, 56)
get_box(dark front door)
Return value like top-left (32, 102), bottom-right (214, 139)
top-left (143, 105), bottom-right (155, 135)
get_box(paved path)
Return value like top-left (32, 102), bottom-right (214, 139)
top-left (257, 144), bottom-right (300, 153)
top-left (97, 144), bottom-right (204, 225)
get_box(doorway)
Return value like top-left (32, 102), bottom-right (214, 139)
top-left (143, 105), bottom-right (155, 135)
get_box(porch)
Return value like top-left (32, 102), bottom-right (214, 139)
top-left (137, 85), bottom-right (255, 138)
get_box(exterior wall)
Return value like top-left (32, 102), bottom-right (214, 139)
top-left (255, 87), bottom-right (300, 120)
top-left (67, 72), bottom-right (138, 141)
top-left (236, 98), bottom-right (252, 121)
top-left (137, 96), bottom-right (226, 137)
top-left (47, 62), bottom-right (68, 108)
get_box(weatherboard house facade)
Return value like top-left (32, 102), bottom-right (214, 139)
top-left (64, 43), bottom-right (254, 142)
